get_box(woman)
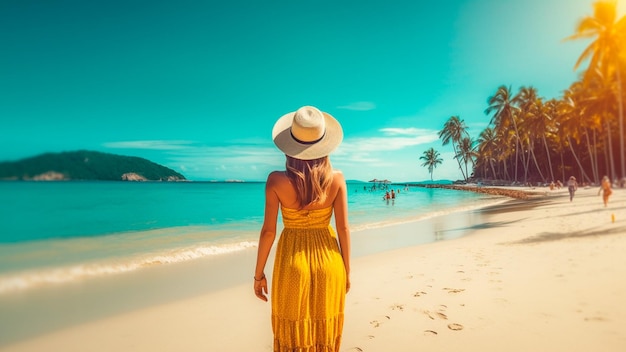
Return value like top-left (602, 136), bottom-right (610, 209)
top-left (254, 106), bottom-right (350, 351)
top-left (598, 175), bottom-right (612, 207)
top-left (567, 176), bottom-right (578, 201)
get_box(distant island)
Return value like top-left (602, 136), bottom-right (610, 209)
top-left (0, 150), bottom-right (186, 181)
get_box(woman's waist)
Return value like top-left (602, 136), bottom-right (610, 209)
top-left (282, 224), bottom-right (332, 230)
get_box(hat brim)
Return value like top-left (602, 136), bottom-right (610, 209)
top-left (272, 110), bottom-right (343, 160)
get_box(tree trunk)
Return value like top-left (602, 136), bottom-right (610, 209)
top-left (592, 129), bottom-right (599, 183)
top-left (615, 63), bottom-right (624, 178)
top-left (513, 138), bottom-right (519, 183)
top-left (603, 142), bottom-right (610, 178)
top-left (511, 114), bottom-right (528, 184)
top-left (567, 135), bottom-right (592, 183)
top-left (583, 127), bottom-right (599, 184)
top-left (451, 142), bottom-right (467, 181)
top-left (604, 112), bottom-right (617, 180)
top-left (529, 140), bottom-right (546, 183)
top-left (542, 135), bottom-right (555, 182)
top-left (560, 150), bottom-right (565, 184)
top-left (523, 140), bottom-right (532, 183)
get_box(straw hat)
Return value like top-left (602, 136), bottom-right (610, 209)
top-left (272, 106), bottom-right (343, 160)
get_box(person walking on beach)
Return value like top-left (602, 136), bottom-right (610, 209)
top-left (254, 106), bottom-right (350, 351)
top-left (567, 176), bottom-right (578, 201)
top-left (598, 175), bottom-right (613, 207)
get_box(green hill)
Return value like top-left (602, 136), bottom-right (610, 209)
top-left (0, 150), bottom-right (186, 181)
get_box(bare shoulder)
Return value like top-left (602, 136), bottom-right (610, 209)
top-left (266, 171), bottom-right (287, 187)
top-left (332, 170), bottom-right (346, 187)
top-left (333, 170), bottom-right (345, 180)
top-left (267, 170), bottom-right (284, 180)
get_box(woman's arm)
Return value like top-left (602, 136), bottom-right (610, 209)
top-left (254, 172), bottom-right (280, 302)
top-left (333, 172), bottom-right (351, 292)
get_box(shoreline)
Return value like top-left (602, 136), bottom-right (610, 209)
top-left (0, 188), bottom-right (511, 297)
top-left (413, 183), bottom-right (549, 199)
top-left (2, 187), bottom-right (625, 351)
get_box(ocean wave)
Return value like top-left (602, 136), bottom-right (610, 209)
top-left (0, 241), bottom-right (258, 295)
top-left (0, 196), bottom-right (510, 295)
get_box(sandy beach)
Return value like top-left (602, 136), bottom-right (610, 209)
top-left (1, 186), bottom-right (625, 352)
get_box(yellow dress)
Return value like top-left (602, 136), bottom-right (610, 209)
top-left (272, 206), bottom-right (347, 352)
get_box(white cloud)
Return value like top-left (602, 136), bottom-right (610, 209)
top-left (379, 127), bottom-right (436, 137)
top-left (337, 101), bottom-right (376, 111)
top-left (103, 140), bottom-right (195, 150)
top-left (101, 138), bottom-right (280, 180)
top-left (162, 144), bottom-right (283, 180)
top-left (337, 128), bottom-right (439, 154)
top-left (327, 127), bottom-right (443, 181)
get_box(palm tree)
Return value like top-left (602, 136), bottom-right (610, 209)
top-left (476, 127), bottom-right (499, 180)
top-left (566, 0), bottom-right (626, 178)
top-left (578, 69), bottom-right (617, 182)
top-left (438, 116), bottom-right (469, 181)
top-left (485, 85), bottom-right (522, 183)
top-left (456, 136), bottom-right (477, 180)
top-left (540, 99), bottom-right (559, 182)
top-left (515, 86), bottom-right (540, 183)
top-left (420, 148), bottom-right (443, 181)
top-left (560, 91), bottom-right (594, 183)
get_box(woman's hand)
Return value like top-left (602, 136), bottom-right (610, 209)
top-left (254, 276), bottom-right (268, 302)
top-left (346, 277), bottom-right (351, 293)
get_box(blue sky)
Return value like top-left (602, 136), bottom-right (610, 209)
top-left (2, 0), bottom-right (624, 182)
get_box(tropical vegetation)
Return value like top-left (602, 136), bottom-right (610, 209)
top-left (419, 147), bottom-right (443, 180)
top-left (426, 0), bottom-right (626, 185)
top-left (0, 150), bottom-right (186, 181)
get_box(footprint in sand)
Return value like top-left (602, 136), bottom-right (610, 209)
top-left (370, 315), bottom-right (391, 328)
top-left (584, 316), bottom-right (608, 322)
top-left (443, 288), bottom-right (465, 294)
top-left (391, 304), bottom-right (405, 311)
top-left (423, 310), bottom-right (448, 320)
top-left (413, 291), bottom-right (427, 297)
top-left (424, 330), bottom-right (438, 336)
top-left (448, 323), bottom-right (464, 331)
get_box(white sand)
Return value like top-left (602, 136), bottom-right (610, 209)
top-left (2, 187), bottom-right (625, 352)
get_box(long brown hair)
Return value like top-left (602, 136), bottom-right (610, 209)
top-left (285, 155), bottom-right (333, 208)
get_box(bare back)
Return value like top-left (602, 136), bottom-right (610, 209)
top-left (267, 170), bottom-right (345, 210)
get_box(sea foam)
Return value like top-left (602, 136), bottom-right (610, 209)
top-left (0, 241), bottom-right (258, 294)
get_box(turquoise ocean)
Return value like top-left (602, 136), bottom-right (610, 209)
top-left (0, 181), bottom-right (506, 296)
